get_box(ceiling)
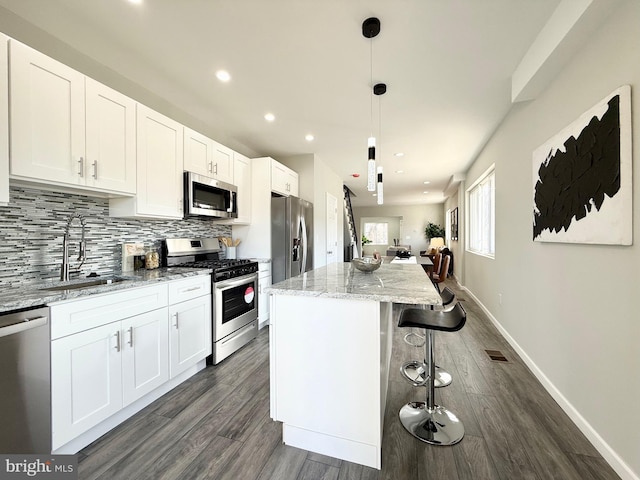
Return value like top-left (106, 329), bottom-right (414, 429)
top-left (0, 0), bottom-right (561, 207)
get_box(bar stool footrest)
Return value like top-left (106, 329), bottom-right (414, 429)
top-left (403, 333), bottom-right (425, 348)
top-left (401, 361), bottom-right (453, 388)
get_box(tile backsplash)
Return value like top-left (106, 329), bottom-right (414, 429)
top-left (0, 186), bottom-right (232, 288)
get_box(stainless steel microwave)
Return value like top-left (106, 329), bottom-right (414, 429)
top-left (184, 171), bottom-right (238, 219)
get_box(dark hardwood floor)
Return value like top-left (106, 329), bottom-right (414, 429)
top-left (78, 279), bottom-right (621, 480)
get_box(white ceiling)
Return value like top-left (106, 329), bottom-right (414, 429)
top-left (0, 0), bottom-right (561, 207)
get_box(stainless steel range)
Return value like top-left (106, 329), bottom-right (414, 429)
top-left (163, 238), bottom-right (258, 364)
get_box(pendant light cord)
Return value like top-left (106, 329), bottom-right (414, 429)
top-left (370, 40), bottom-right (374, 138)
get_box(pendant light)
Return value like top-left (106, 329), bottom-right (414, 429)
top-left (374, 82), bottom-right (386, 205)
top-left (363, 17), bottom-right (380, 192)
top-left (377, 166), bottom-right (384, 205)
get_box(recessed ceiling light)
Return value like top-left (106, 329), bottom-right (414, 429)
top-left (423, 181), bottom-right (430, 185)
top-left (264, 113), bottom-right (275, 122)
top-left (305, 134), bottom-right (314, 141)
top-left (128, 0), bottom-right (143, 4)
top-left (423, 191), bottom-right (429, 194)
top-left (215, 70), bottom-right (231, 82)
top-left (394, 152), bottom-right (404, 157)
top-left (395, 170), bottom-right (404, 174)
top-left (372, 193), bottom-right (377, 197)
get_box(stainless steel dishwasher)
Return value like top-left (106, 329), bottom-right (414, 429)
top-left (0, 305), bottom-right (51, 453)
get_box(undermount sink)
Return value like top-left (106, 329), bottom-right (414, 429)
top-left (40, 277), bottom-right (129, 292)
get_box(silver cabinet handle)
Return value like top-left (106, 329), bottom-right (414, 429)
top-left (181, 286), bottom-right (201, 293)
top-left (78, 157), bottom-right (84, 177)
top-left (172, 313), bottom-right (179, 329)
top-left (208, 161), bottom-right (213, 174)
top-left (114, 331), bottom-right (121, 352)
top-left (213, 163), bottom-right (218, 175)
top-left (92, 160), bottom-right (98, 179)
top-left (127, 326), bottom-right (133, 347)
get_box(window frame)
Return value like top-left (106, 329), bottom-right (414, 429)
top-left (466, 165), bottom-right (495, 259)
top-left (362, 221), bottom-right (389, 245)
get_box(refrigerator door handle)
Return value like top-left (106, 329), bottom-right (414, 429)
top-left (300, 215), bottom-right (308, 274)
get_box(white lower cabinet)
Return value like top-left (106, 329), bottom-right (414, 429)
top-left (50, 275), bottom-right (211, 451)
top-left (122, 309), bottom-right (170, 405)
top-left (51, 307), bottom-right (168, 450)
top-left (169, 295), bottom-right (212, 378)
top-left (51, 322), bottom-right (123, 449)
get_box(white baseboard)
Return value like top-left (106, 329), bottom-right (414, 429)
top-left (459, 283), bottom-right (638, 480)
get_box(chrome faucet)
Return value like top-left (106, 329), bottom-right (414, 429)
top-left (60, 213), bottom-right (87, 281)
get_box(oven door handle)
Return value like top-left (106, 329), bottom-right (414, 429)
top-left (215, 273), bottom-right (257, 291)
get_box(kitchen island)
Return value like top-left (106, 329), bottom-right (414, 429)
top-left (268, 260), bottom-right (441, 469)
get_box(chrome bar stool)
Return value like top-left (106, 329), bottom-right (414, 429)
top-left (400, 287), bottom-right (457, 387)
top-left (398, 301), bottom-right (467, 445)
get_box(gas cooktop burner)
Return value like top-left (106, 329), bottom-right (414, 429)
top-left (183, 259), bottom-right (253, 269)
top-left (163, 238), bottom-right (259, 282)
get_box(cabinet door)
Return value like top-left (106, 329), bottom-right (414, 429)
top-left (0, 34), bottom-right (8, 205)
top-left (211, 140), bottom-right (234, 184)
top-left (233, 153), bottom-right (251, 224)
top-left (169, 296), bottom-right (212, 378)
top-left (271, 161), bottom-right (289, 196)
top-left (287, 170), bottom-right (299, 197)
top-left (271, 160), bottom-right (298, 196)
top-left (51, 323), bottom-right (122, 450)
top-left (184, 127), bottom-right (212, 176)
top-left (9, 40), bottom-right (85, 185)
top-left (121, 308), bottom-right (169, 406)
top-left (85, 78), bottom-right (136, 194)
top-left (136, 104), bottom-right (184, 218)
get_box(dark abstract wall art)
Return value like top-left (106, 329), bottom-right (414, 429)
top-left (532, 85), bottom-right (632, 245)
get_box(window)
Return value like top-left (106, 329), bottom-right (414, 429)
top-left (467, 166), bottom-right (495, 257)
top-left (363, 222), bottom-right (388, 244)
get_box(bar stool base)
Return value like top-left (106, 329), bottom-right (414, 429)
top-left (399, 402), bottom-right (464, 445)
top-left (401, 361), bottom-right (452, 388)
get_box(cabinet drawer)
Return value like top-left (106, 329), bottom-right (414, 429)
top-left (51, 284), bottom-right (169, 339)
top-left (168, 275), bottom-right (211, 304)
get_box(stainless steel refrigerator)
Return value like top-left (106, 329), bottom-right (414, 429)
top-left (271, 196), bottom-right (313, 283)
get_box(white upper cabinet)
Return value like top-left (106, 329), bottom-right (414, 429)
top-left (9, 40), bottom-right (136, 195)
top-left (184, 127), bottom-right (211, 176)
top-left (184, 127), bottom-right (234, 184)
top-left (9, 39), bottom-right (86, 186)
top-left (211, 140), bottom-right (234, 184)
top-left (233, 152), bottom-right (251, 224)
top-left (271, 160), bottom-right (299, 197)
top-left (110, 104), bottom-right (184, 219)
top-left (0, 34), bottom-right (8, 205)
top-left (85, 78), bottom-right (136, 193)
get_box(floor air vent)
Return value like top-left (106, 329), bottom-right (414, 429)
top-left (485, 349), bottom-right (508, 362)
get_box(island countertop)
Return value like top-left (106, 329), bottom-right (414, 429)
top-left (267, 260), bottom-right (441, 305)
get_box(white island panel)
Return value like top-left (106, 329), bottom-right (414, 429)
top-left (270, 294), bottom-right (392, 468)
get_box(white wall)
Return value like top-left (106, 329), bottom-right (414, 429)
top-left (281, 154), bottom-right (344, 269)
top-left (462, 2), bottom-right (640, 478)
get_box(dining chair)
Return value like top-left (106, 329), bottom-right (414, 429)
top-left (431, 253), bottom-right (441, 279)
top-left (432, 254), bottom-right (450, 292)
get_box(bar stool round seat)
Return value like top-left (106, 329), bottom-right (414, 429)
top-left (398, 302), bottom-right (466, 445)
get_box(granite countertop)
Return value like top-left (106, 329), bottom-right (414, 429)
top-left (267, 261), bottom-right (441, 305)
top-left (0, 267), bottom-right (212, 314)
